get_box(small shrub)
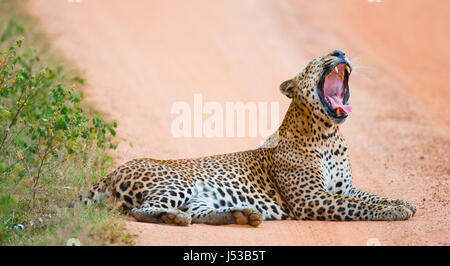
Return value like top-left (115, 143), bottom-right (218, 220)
top-left (0, 19), bottom-right (121, 245)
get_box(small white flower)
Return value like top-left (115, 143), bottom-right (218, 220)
top-left (14, 224), bottom-right (25, 230)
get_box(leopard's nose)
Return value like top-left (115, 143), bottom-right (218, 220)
top-left (330, 50), bottom-right (345, 58)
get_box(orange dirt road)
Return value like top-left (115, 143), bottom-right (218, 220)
top-left (29, 0), bottom-right (449, 245)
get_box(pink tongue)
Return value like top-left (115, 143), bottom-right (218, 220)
top-left (326, 96), bottom-right (352, 114)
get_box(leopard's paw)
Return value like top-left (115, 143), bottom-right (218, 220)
top-left (381, 199), bottom-right (417, 216)
top-left (161, 211), bottom-right (192, 226)
top-left (233, 208), bottom-right (263, 227)
top-left (378, 205), bottom-right (413, 221)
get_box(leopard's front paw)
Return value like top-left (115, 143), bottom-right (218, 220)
top-left (381, 199), bottom-right (417, 216)
top-left (378, 205), bottom-right (413, 221)
top-left (394, 200), bottom-right (416, 216)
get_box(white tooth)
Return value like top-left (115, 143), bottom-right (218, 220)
top-left (334, 67), bottom-right (338, 73)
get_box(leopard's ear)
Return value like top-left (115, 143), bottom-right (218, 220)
top-left (280, 78), bottom-right (296, 99)
top-left (280, 68), bottom-right (306, 99)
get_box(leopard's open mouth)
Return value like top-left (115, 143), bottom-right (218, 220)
top-left (318, 62), bottom-right (352, 120)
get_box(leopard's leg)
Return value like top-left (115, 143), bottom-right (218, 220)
top-left (186, 200), bottom-right (263, 227)
top-left (276, 168), bottom-right (415, 221)
top-left (130, 198), bottom-right (191, 226)
top-left (295, 190), bottom-right (414, 221)
top-left (106, 197), bottom-right (132, 215)
top-left (346, 187), bottom-right (417, 215)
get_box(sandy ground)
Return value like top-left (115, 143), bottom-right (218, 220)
top-left (28, 0), bottom-right (449, 245)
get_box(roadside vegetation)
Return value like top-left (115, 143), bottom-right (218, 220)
top-left (0, 0), bottom-right (133, 245)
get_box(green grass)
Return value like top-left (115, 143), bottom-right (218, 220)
top-left (0, 0), bottom-right (134, 245)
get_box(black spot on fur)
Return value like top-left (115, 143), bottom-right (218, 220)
top-left (124, 195), bottom-right (133, 205)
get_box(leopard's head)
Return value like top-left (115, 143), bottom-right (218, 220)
top-left (280, 50), bottom-right (352, 125)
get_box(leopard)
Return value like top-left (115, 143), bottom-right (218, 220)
top-left (82, 50), bottom-right (416, 227)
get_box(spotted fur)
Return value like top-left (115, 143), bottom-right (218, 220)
top-left (83, 50), bottom-right (416, 226)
